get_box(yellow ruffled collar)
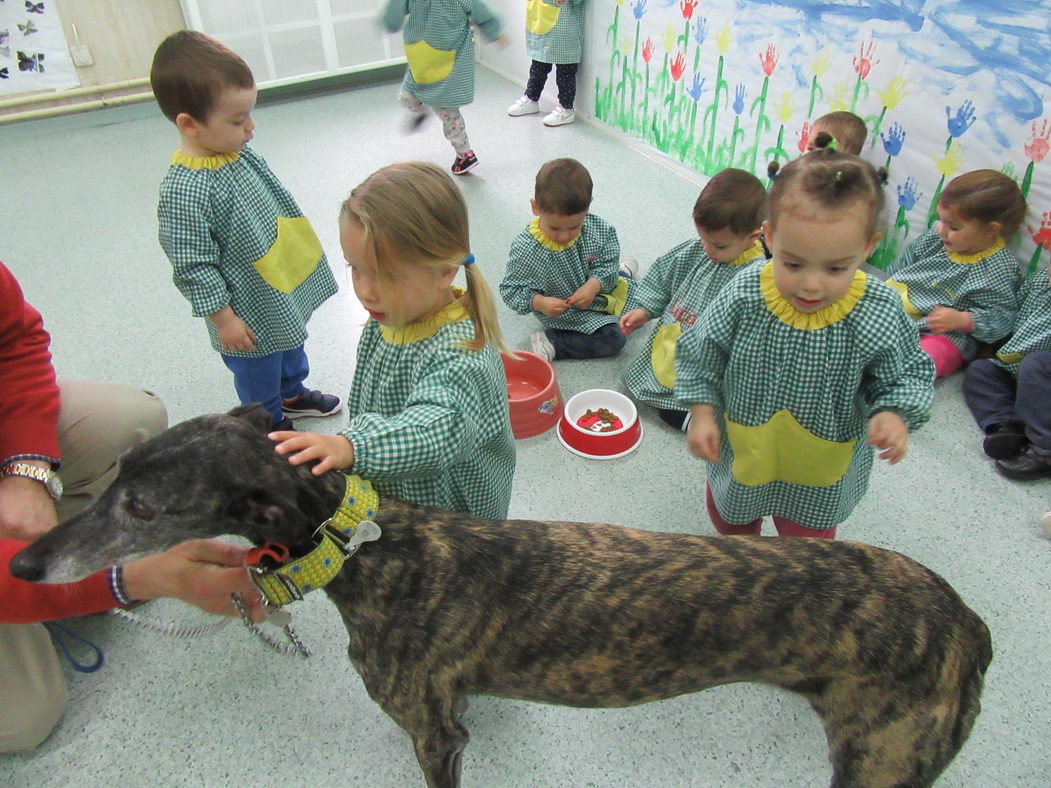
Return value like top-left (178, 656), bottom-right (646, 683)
top-left (760, 262), bottom-right (867, 330)
top-left (725, 241), bottom-right (766, 266)
top-left (529, 217), bottom-right (582, 251)
top-left (378, 288), bottom-right (469, 345)
top-left (170, 150), bottom-right (240, 170)
top-left (945, 237), bottom-right (1006, 265)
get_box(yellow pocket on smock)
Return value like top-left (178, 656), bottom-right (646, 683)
top-left (526, 0), bottom-right (561, 35)
top-left (996, 351), bottom-right (1024, 364)
top-left (885, 279), bottom-right (922, 320)
top-left (725, 409), bottom-right (856, 488)
top-left (404, 39), bottom-right (457, 84)
top-left (252, 216), bottom-right (323, 294)
top-left (650, 321), bottom-right (682, 389)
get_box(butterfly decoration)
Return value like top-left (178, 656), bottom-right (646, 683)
top-left (26, 2), bottom-right (45, 14)
top-left (0, 68), bottom-right (9, 80)
top-left (17, 49), bottom-right (44, 72)
top-left (18, 20), bottom-right (38, 35)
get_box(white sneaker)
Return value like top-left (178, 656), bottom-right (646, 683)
top-left (543, 106), bottom-right (576, 126)
top-left (529, 331), bottom-right (555, 361)
top-left (507, 96), bottom-right (540, 117)
top-left (618, 257), bottom-right (639, 278)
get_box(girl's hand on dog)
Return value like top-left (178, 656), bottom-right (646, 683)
top-left (269, 430), bottom-right (354, 475)
top-left (868, 411), bottom-right (908, 464)
top-left (686, 404), bottom-right (721, 462)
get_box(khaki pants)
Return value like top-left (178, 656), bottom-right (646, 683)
top-left (0, 380), bottom-right (167, 753)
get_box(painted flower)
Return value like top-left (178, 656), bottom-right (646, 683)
top-left (946, 100), bottom-right (977, 139)
top-left (631, 0), bottom-right (647, 20)
top-left (692, 17), bottom-right (708, 47)
top-left (852, 38), bottom-right (879, 80)
top-left (810, 48), bottom-right (831, 78)
top-left (1029, 212), bottom-right (1051, 250)
top-left (642, 37), bottom-right (655, 64)
top-left (620, 34), bottom-right (633, 56)
top-left (828, 81), bottom-right (850, 112)
top-left (797, 121), bottom-right (811, 153)
top-left (663, 24), bottom-right (677, 53)
top-left (775, 92), bottom-right (793, 124)
top-left (897, 177), bottom-right (921, 211)
top-left (686, 72), bottom-right (706, 102)
top-left (670, 51), bottom-right (686, 82)
top-left (680, 0), bottom-right (698, 20)
top-left (758, 44), bottom-right (778, 77)
top-left (716, 23), bottom-right (732, 56)
top-left (875, 76), bottom-right (908, 110)
top-left (1024, 119), bottom-right (1050, 163)
top-left (881, 122), bottom-right (906, 157)
top-left (934, 140), bottom-right (964, 178)
top-left (732, 83), bottom-right (746, 115)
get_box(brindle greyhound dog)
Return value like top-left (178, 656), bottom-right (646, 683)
top-left (11, 405), bottom-right (992, 788)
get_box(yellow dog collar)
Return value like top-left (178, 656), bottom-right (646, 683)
top-left (250, 475), bottom-right (381, 607)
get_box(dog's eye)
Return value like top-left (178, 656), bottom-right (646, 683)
top-left (123, 496), bottom-right (155, 521)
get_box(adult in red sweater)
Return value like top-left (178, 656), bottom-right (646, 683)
top-left (0, 261), bottom-right (260, 753)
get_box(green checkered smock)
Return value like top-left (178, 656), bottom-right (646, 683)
top-left (383, 0), bottom-right (503, 108)
top-left (623, 239), bottom-right (765, 411)
top-left (157, 146), bottom-right (337, 358)
top-left (525, 0), bottom-right (585, 65)
top-left (341, 296), bottom-right (515, 519)
top-left (992, 271), bottom-right (1051, 375)
top-left (675, 262), bottom-right (934, 530)
top-left (500, 214), bottom-right (621, 333)
top-left (886, 229), bottom-right (1021, 360)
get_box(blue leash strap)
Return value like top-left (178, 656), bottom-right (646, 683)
top-left (43, 621), bottom-right (105, 673)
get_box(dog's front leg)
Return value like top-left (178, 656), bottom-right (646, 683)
top-left (411, 714), bottom-right (468, 788)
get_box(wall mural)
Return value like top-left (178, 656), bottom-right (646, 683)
top-left (591, 0), bottom-right (1050, 274)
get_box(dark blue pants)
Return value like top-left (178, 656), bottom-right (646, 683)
top-left (546, 322), bottom-right (626, 360)
top-left (963, 352), bottom-right (1051, 452)
top-left (525, 60), bottom-right (579, 108)
top-left (221, 345), bottom-right (309, 425)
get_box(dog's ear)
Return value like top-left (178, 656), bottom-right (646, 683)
top-left (228, 403), bottom-right (273, 434)
top-left (225, 486), bottom-right (310, 537)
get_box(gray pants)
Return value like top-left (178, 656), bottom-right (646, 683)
top-left (0, 380), bottom-right (167, 753)
top-left (399, 89), bottom-right (471, 154)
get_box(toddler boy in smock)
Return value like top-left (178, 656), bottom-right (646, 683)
top-left (500, 158), bottom-right (633, 361)
top-left (151, 31), bottom-right (341, 430)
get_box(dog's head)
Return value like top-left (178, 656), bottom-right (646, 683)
top-left (10, 404), bottom-right (323, 583)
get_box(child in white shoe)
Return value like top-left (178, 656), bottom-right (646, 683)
top-left (507, 0), bottom-right (584, 127)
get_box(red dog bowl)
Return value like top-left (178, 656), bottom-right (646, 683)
top-left (501, 351), bottom-right (563, 439)
top-left (557, 389), bottom-right (643, 459)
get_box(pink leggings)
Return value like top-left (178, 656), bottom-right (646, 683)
top-left (920, 334), bottom-right (965, 378)
top-left (705, 485), bottom-right (836, 539)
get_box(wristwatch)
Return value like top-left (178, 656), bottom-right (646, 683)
top-left (1, 462), bottom-right (63, 501)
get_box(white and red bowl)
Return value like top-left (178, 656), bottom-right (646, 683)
top-left (557, 388), bottom-right (643, 459)
top-left (501, 351), bottom-right (563, 439)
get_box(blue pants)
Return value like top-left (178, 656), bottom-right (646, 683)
top-left (221, 345), bottom-right (309, 425)
top-left (963, 352), bottom-right (1051, 452)
top-left (546, 322), bottom-right (626, 360)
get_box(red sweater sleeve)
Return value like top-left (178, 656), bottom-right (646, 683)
top-left (0, 539), bottom-right (116, 623)
top-left (0, 261), bottom-right (61, 462)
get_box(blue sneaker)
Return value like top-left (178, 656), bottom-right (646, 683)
top-left (282, 389), bottom-right (343, 419)
top-left (271, 417), bottom-right (296, 432)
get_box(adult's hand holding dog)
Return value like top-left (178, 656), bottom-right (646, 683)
top-left (122, 539), bottom-right (264, 621)
top-left (269, 430), bottom-right (354, 475)
top-left (0, 473), bottom-right (58, 542)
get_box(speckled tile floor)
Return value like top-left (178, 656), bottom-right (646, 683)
top-left (0, 66), bottom-right (1048, 787)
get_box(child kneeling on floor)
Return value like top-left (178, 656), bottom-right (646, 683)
top-left (500, 157), bottom-right (635, 361)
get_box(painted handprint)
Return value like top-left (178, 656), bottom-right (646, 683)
top-left (758, 44), bottom-right (778, 77)
top-left (897, 178), bottom-right (922, 211)
top-left (1024, 119), bottom-right (1050, 163)
top-left (797, 121), bottom-right (811, 153)
top-left (692, 16), bottom-right (707, 47)
top-left (732, 83), bottom-right (746, 115)
top-left (631, 0), bottom-right (647, 21)
top-left (686, 72), bottom-right (705, 102)
top-left (670, 50), bottom-right (686, 81)
top-left (852, 38), bottom-right (879, 80)
top-left (946, 99), bottom-right (977, 139)
top-left (680, 0), bottom-right (698, 20)
top-left (881, 122), bottom-right (906, 157)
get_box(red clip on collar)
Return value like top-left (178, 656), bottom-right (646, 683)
top-left (245, 542), bottom-right (290, 569)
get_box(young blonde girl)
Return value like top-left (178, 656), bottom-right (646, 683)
top-left (886, 170), bottom-right (1025, 378)
top-left (270, 162), bottom-right (516, 519)
top-left (675, 151), bottom-right (935, 538)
